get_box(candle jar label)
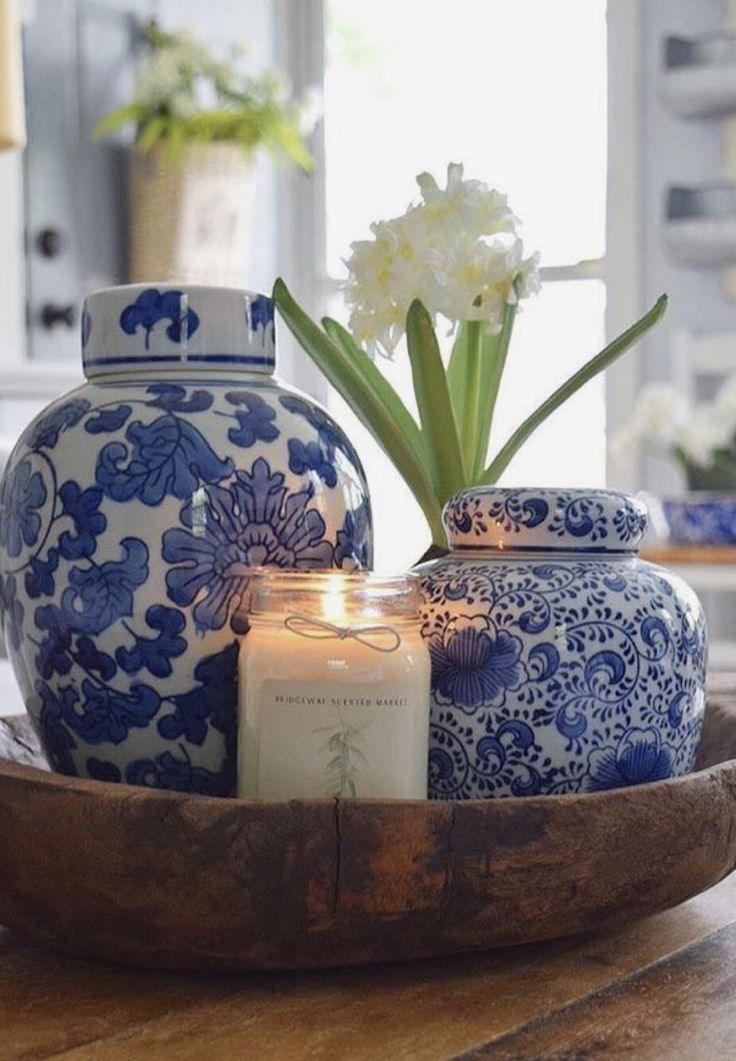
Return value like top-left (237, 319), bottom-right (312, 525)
top-left (244, 680), bottom-right (428, 800)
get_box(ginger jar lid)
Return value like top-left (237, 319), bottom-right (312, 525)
top-left (81, 284), bottom-right (275, 378)
top-left (443, 487), bottom-right (648, 554)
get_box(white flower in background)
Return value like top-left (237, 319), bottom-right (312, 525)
top-left (136, 50), bottom-right (182, 107)
top-left (344, 164), bottom-right (540, 356)
top-left (713, 374), bottom-right (736, 431)
top-left (680, 405), bottom-right (733, 468)
top-left (168, 91), bottom-right (197, 119)
top-left (135, 31), bottom-right (236, 111)
top-left (611, 382), bottom-right (688, 459)
top-left (614, 377), bottom-right (736, 470)
top-left (633, 383), bottom-right (689, 444)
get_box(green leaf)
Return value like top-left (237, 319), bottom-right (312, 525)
top-left (92, 103), bottom-right (144, 140)
top-left (448, 303), bottom-right (518, 481)
top-left (406, 300), bottom-right (466, 502)
top-left (447, 324), bottom-right (469, 422)
top-left (472, 300), bottom-right (517, 479)
top-left (480, 294), bottom-right (668, 485)
top-left (321, 317), bottom-right (432, 486)
top-left (457, 320), bottom-right (484, 474)
top-left (273, 279), bottom-right (445, 547)
top-left (136, 116), bottom-right (167, 153)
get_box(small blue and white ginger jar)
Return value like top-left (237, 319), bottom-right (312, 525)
top-left (417, 488), bottom-right (707, 799)
top-left (0, 284), bottom-right (372, 794)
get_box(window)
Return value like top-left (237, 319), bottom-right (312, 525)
top-left (312, 0), bottom-right (608, 567)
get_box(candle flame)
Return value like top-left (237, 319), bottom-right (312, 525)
top-left (322, 573), bottom-right (347, 623)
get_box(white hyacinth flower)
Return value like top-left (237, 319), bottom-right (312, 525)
top-left (680, 405), bottom-right (733, 468)
top-left (344, 163), bottom-right (540, 356)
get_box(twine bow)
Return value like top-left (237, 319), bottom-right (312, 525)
top-left (284, 613), bottom-right (401, 653)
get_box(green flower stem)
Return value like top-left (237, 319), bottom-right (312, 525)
top-left (480, 294), bottom-right (668, 485)
top-left (461, 319), bottom-right (484, 476)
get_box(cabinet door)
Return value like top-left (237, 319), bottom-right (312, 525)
top-left (22, 0), bottom-right (150, 363)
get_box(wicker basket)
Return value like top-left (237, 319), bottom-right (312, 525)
top-left (129, 142), bottom-right (256, 285)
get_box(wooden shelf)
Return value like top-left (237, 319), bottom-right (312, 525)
top-left (642, 544), bottom-right (736, 565)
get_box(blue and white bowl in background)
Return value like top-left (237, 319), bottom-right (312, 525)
top-left (0, 284), bottom-right (372, 794)
top-left (416, 487), bottom-right (707, 799)
top-left (660, 493), bottom-right (736, 546)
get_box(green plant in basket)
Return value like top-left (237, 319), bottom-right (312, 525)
top-left (273, 164), bottom-right (667, 550)
top-left (95, 20), bottom-right (317, 170)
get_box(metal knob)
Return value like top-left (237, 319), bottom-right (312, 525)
top-left (40, 303), bottom-right (77, 330)
top-left (35, 228), bottom-right (65, 259)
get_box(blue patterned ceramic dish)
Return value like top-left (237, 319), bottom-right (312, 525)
top-left (0, 284), bottom-right (372, 794)
top-left (661, 494), bottom-right (736, 546)
top-left (416, 487), bottom-right (707, 799)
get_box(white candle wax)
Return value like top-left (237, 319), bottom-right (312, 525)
top-left (238, 573), bottom-right (430, 801)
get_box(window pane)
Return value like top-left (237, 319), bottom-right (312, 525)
top-left (325, 0), bottom-right (607, 273)
top-left (489, 279), bottom-right (607, 488)
top-left (321, 1), bottom-right (608, 571)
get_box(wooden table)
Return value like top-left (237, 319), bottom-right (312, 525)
top-left (2, 869), bottom-right (736, 1060)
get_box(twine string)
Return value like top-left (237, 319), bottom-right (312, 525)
top-left (283, 613), bottom-right (402, 653)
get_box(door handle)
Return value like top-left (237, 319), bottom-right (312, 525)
top-left (39, 303), bottom-right (77, 330)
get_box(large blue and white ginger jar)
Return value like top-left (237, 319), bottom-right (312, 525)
top-left (0, 284), bottom-right (372, 794)
top-left (417, 488), bottom-right (707, 799)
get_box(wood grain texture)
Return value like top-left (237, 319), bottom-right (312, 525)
top-left (460, 919), bottom-right (736, 1060)
top-left (4, 876), bottom-right (736, 1061)
top-left (1, 709), bottom-right (736, 971)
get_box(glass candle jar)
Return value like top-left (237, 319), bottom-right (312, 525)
top-left (238, 571), bottom-right (430, 801)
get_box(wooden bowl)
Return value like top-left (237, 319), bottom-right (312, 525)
top-left (1, 705), bottom-right (736, 972)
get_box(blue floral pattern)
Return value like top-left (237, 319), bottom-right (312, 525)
top-left (96, 415), bottom-right (233, 505)
top-left (249, 293), bottom-right (274, 338)
top-left (445, 487), bottom-right (648, 552)
top-left (419, 488), bottom-right (707, 800)
top-left (119, 288), bottom-right (200, 349)
top-left (280, 394), bottom-right (365, 486)
top-left (428, 616), bottom-right (526, 711)
top-left (224, 390), bottom-right (279, 448)
top-left (0, 359), bottom-right (372, 792)
top-left (586, 727), bottom-right (673, 791)
top-left (26, 399), bottom-right (91, 450)
top-left (163, 458), bottom-right (334, 631)
top-left (0, 459), bottom-right (47, 558)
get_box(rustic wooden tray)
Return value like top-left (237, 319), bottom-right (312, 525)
top-left (1, 705), bottom-right (735, 973)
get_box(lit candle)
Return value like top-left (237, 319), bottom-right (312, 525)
top-left (238, 571), bottom-right (430, 800)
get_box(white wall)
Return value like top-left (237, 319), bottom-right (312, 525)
top-left (0, 151), bottom-right (26, 366)
top-left (637, 0), bottom-right (734, 494)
